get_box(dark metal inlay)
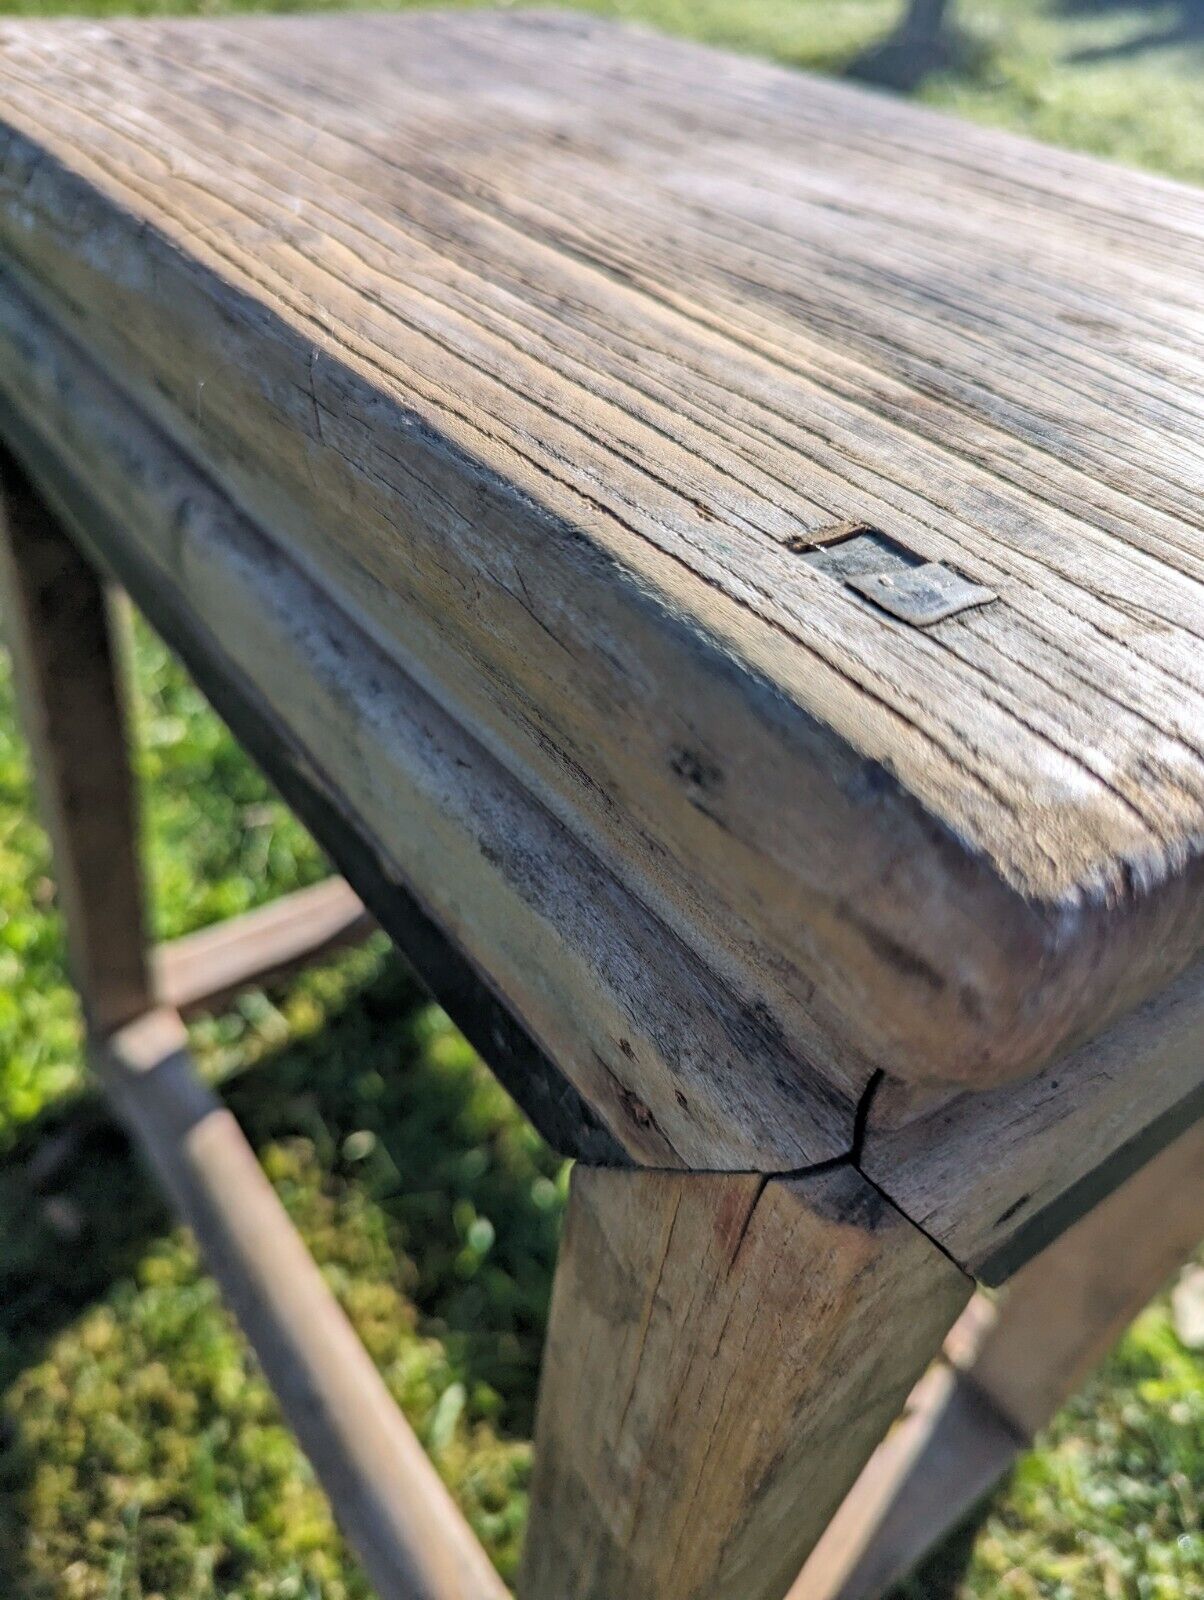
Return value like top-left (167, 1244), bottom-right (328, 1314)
top-left (796, 524), bottom-right (997, 627)
top-left (848, 563), bottom-right (997, 626)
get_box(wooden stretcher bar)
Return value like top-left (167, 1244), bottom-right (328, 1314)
top-left (154, 876), bottom-right (376, 1016)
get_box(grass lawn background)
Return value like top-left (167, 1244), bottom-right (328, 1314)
top-left (0, 2), bottom-right (1201, 1596)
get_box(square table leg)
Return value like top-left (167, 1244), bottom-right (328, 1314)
top-left (0, 450), bottom-right (151, 1033)
top-left (518, 1162), bottom-right (972, 1600)
top-left (0, 448), bottom-right (510, 1600)
top-left (792, 1115), bottom-right (1204, 1600)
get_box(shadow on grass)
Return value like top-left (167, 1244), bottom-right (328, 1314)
top-left (0, 947), bottom-right (565, 1594)
top-left (845, 0), bottom-right (974, 91)
top-left (1058, 0), bottom-right (1204, 65)
top-left (0, 944), bottom-right (998, 1597)
top-left (889, 1496), bottom-right (1002, 1600)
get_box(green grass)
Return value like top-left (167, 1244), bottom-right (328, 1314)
top-left (0, 622), bottom-right (565, 1596)
top-left (0, 3), bottom-right (1201, 1597)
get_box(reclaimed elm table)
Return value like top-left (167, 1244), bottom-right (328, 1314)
top-left (0, 12), bottom-right (1202, 1599)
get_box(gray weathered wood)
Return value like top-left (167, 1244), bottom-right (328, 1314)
top-left (3, 12), bottom-right (1204, 1107)
top-left (793, 1114), bottom-right (1204, 1599)
top-left (0, 265), bottom-right (850, 1171)
top-left (94, 1007), bottom-right (509, 1600)
top-left (789, 1363), bottom-right (1021, 1600)
top-left (0, 452), bottom-right (151, 1033)
top-left (864, 953), bottom-right (1204, 1276)
top-left (967, 1113), bottom-right (1204, 1435)
top-left (2, 18), bottom-right (1202, 1592)
top-left (0, 357), bottom-right (626, 1173)
top-left (519, 1162), bottom-right (971, 1600)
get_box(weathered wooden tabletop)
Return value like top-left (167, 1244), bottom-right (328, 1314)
top-left (1, 11), bottom-right (1202, 1217)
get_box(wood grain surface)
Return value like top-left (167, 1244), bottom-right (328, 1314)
top-left (0, 453), bottom-right (151, 1033)
top-left (793, 1116), bottom-right (1204, 1599)
top-left (865, 948), bottom-right (1204, 1275)
top-left (3, 12), bottom-right (1204, 1096)
top-left (790, 1362), bottom-right (1022, 1600)
top-left (966, 1113), bottom-right (1204, 1436)
top-left (520, 1163), bottom-right (970, 1600)
top-left (0, 268), bottom-right (851, 1170)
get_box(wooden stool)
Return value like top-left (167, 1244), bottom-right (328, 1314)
top-left (0, 14), bottom-right (1199, 1598)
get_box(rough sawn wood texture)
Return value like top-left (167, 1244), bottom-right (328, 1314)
top-left (3, 11), bottom-right (1204, 1110)
top-left (520, 1163), bottom-right (971, 1600)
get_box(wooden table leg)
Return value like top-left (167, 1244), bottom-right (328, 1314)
top-left (518, 1162), bottom-right (972, 1600)
top-left (0, 452), bottom-right (151, 1032)
top-left (94, 1008), bottom-right (509, 1600)
top-left (967, 1114), bottom-right (1204, 1436)
top-left (792, 1115), bottom-right (1204, 1600)
top-left (0, 453), bottom-right (510, 1597)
